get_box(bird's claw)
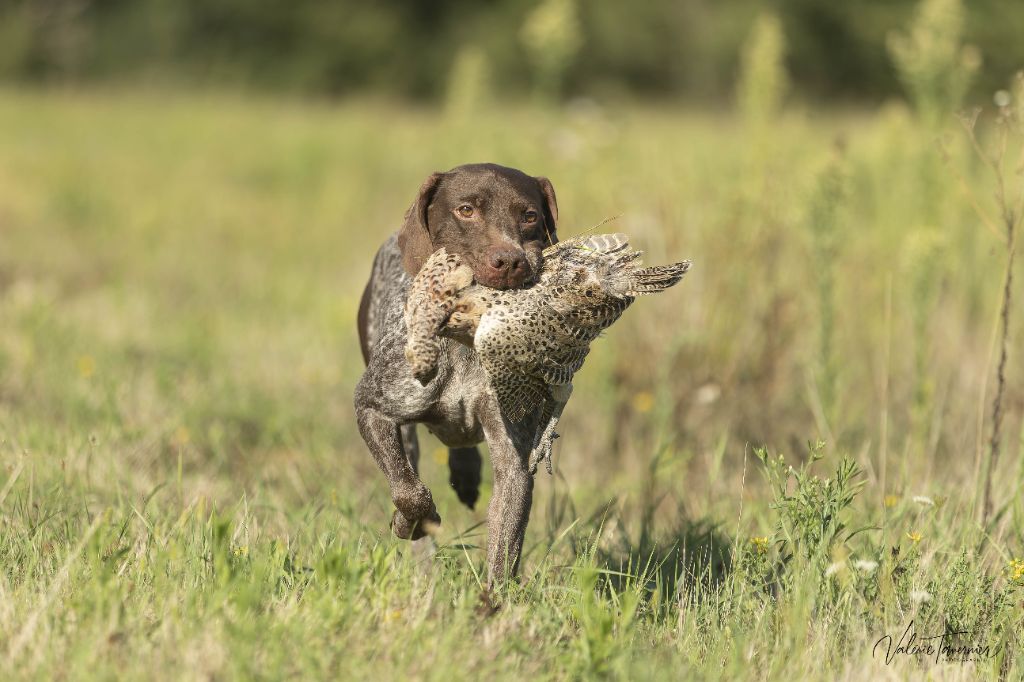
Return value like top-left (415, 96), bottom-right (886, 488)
top-left (544, 432), bottom-right (560, 475)
top-left (528, 432), bottom-right (559, 476)
top-left (527, 447), bottom-right (543, 476)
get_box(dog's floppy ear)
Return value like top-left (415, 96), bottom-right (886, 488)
top-left (398, 171), bottom-right (444, 276)
top-left (535, 176), bottom-right (559, 245)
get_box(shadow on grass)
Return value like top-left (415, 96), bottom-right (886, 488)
top-left (539, 485), bottom-right (733, 604)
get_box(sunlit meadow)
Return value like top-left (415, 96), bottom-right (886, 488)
top-left (1, 12), bottom-right (1023, 677)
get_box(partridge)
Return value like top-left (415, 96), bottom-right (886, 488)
top-left (405, 233), bottom-right (691, 474)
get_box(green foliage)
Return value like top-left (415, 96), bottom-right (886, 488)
top-left (2, 0), bottom-right (1024, 103)
top-left (0, 4), bottom-right (32, 76)
top-left (901, 227), bottom-right (948, 438)
top-left (445, 46), bottom-right (492, 121)
top-left (806, 153), bottom-right (847, 424)
top-left (756, 443), bottom-right (865, 570)
top-left (569, 567), bottom-right (640, 676)
top-left (888, 0), bottom-right (981, 126)
top-left (520, 0), bottom-right (583, 102)
top-left (737, 13), bottom-right (789, 129)
top-left (3, 435), bottom-right (1020, 679)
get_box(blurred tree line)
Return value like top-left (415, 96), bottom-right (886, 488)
top-left (0, 0), bottom-right (1020, 102)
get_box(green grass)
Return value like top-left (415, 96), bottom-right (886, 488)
top-left (0, 88), bottom-right (1022, 680)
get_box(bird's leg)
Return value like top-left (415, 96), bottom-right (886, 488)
top-left (404, 296), bottom-right (454, 385)
top-left (532, 402), bottom-right (565, 475)
top-left (528, 401), bottom-right (555, 475)
top-left (529, 383), bottom-right (572, 475)
top-left (404, 257), bottom-right (474, 385)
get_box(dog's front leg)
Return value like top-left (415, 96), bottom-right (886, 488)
top-left (481, 409), bottom-right (536, 585)
top-left (355, 403), bottom-right (440, 540)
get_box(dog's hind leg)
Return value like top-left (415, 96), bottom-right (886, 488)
top-left (448, 446), bottom-right (483, 509)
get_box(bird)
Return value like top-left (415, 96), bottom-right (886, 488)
top-left (404, 233), bottom-right (691, 474)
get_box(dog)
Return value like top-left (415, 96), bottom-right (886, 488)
top-left (355, 163), bottom-right (559, 583)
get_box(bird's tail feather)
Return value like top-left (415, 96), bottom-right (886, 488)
top-left (627, 261), bottom-right (692, 295)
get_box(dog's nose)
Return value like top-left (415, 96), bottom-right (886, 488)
top-left (488, 249), bottom-right (527, 273)
top-left (485, 248), bottom-right (529, 285)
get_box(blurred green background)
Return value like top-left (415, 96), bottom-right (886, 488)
top-left (1, 0), bottom-right (1022, 103)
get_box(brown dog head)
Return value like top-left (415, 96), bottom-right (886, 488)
top-left (397, 163), bottom-right (559, 289)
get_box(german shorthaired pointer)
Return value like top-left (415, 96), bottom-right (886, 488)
top-left (355, 163), bottom-right (559, 582)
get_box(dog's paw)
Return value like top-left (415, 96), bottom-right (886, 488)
top-left (391, 508), bottom-right (441, 540)
top-left (391, 485), bottom-right (441, 540)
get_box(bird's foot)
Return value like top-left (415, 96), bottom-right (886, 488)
top-left (528, 432), bottom-right (559, 476)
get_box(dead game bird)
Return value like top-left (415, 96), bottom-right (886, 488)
top-left (404, 233), bottom-right (691, 474)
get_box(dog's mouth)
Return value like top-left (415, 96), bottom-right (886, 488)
top-left (469, 257), bottom-right (539, 291)
top-left (474, 272), bottom-right (531, 290)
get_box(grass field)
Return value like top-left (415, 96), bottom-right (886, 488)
top-left (0, 87), bottom-right (1022, 680)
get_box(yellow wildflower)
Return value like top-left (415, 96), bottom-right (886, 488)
top-left (906, 530), bottom-right (923, 544)
top-left (631, 391), bottom-right (655, 413)
top-left (884, 494), bottom-right (899, 508)
top-left (750, 536), bottom-right (769, 555)
top-left (1009, 559), bottom-right (1024, 583)
top-left (173, 426), bottom-right (191, 446)
top-left (77, 354), bottom-right (96, 378)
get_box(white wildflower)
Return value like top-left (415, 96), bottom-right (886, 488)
top-left (825, 562), bottom-right (844, 577)
top-left (912, 495), bottom-right (935, 506)
top-left (853, 559), bottom-right (879, 573)
top-left (695, 383), bottom-right (721, 405)
top-left (910, 589), bottom-right (932, 604)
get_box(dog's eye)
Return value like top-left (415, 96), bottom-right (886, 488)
top-left (523, 210), bottom-right (539, 225)
top-left (456, 204), bottom-right (475, 219)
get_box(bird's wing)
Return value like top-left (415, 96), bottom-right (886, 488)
top-left (476, 299), bottom-right (590, 421)
top-left (542, 278), bottom-right (633, 338)
top-left (483, 359), bottom-right (550, 423)
top-left (509, 302), bottom-right (595, 385)
top-left (536, 343), bottom-right (590, 384)
top-left (476, 324), bottom-right (549, 422)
